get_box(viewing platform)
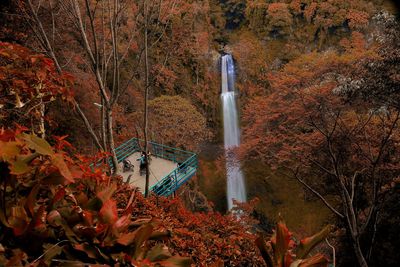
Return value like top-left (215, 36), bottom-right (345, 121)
top-left (112, 138), bottom-right (198, 196)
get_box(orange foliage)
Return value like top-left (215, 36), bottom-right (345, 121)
top-left (241, 43), bottom-right (379, 166)
top-left (240, 29), bottom-right (400, 266)
top-left (267, 3), bottom-right (293, 31)
top-left (0, 128), bottom-right (264, 266)
top-left (147, 95), bottom-right (211, 151)
top-left (0, 42), bottom-right (73, 134)
top-left (347, 9), bottom-right (370, 29)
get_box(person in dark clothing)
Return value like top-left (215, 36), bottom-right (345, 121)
top-left (137, 151), bottom-right (147, 176)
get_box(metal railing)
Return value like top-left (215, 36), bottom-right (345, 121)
top-left (107, 138), bottom-right (198, 196)
top-left (150, 153), bottom-right (198, 196)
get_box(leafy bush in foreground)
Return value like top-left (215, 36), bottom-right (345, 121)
top-left (256, 220), bottom-right (331, 267)
top-left (0, 128), bottom-right (264, 266)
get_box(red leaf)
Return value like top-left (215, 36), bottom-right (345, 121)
top-left (274, 221), bottom-right (292, 266)
top-left (117, 223), bottom-right (154, 248)
top-left (99, 199), bottom-right (118, 224)
top-left (32, 205), bottom-right (47, 232)
top-left (25, 184), bottom-right (40, 216)
top-left (97, 183), bottom-right (117, 203)
top-left (51, 153), bottom-right (74, 182)
top-left (113, 214), bottom-right (131, 233)
top-left (8, 206), bottom-right (29, 236)
top-left (50, 187), bottom-right (66, 208)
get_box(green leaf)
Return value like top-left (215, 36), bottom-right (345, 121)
top-left (21, 134), bottom-right (54, 156)
top-left (9, 159), bottom-right (30, 175)
top-left (20, 152), bottom-right (40, 164)
top-left (296, 225), bottom-right (332, 259)
top-left (132, 222), bottom-right (156, 260)
top-left (149, 230), bottom-right (172, 241)
top-left (0, 141), bottom-right (20, 161)
top-left (47, 210), bottom-right (80, 243)
top-left (51, 153), bottom-right (73, 182)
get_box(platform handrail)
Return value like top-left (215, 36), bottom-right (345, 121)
top-left (150, 153), bottom-right (198, 196)
top-left (91, 137), bottom-right (198, 196)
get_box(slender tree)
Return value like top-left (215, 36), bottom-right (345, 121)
top-left (21, 0), bottom-right (142, 173)
top-left (143, 0), bottom-right (150, 197)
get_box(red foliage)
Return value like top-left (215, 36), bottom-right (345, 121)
top-left (0, 128), bottom-right (264, 266)
top-left (241, 32), bottom-right (400, 267)
top-left (0, 42), bottom-right (73, 135)
top-left (255, 219), bottom-right (331, 267)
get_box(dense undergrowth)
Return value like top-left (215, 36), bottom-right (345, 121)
top-left (0, 128), bottom-right (333, 266)
top-left (0, 127), bottom-right (266, 266)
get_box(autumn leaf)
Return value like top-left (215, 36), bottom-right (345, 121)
top-left (0, 141), bottom-right (20, 161)
top-left (73, 243), bottom-right (109, 261)
top-left (117, 222), bottom-right (156, 260)
top-left (158, 256), bottom-right (193, 267)
top-left (8, 206), bottom-right (29, 236)
top-left (25, 184), bottom-right (40, 216)
top-left (97, 183), bottom-right (117, 204)
top-left (31, 205), bottom-right (47, 232)
top-left (50, 187), bottom-right (67, 208)
top-left (146, 243), bottom-right (171, 261)
top-left (274, 220), bottom-right (292, 266)
top-left (42, 243), bottom-right (63, 265)
top-left (255, 234), bottom-right (273, 267)
top-left (296, 225), bottom-right (332, 259)
top-left (99, 199), bottom-right (118, 225)
top-left (9, 159), bottom-right (30, 175)
top-left (21, 134), bottom-right (54, 156)
top-left (290, 254), bottom-right (329, 267)
top-left (51, 153), bottom-right (74, 182)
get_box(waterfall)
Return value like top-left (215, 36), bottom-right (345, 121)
top-left (221, 54), bottom-right (247, 210)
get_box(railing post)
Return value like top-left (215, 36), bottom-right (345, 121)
top-left (174, 169), bottom-right (177, 195)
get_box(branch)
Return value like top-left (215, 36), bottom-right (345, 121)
top-left (310, 159), bottom-right (335, 176)
top-left (294, 172), bottom-right (344, 218)
top-left (26, 0), bottom-right (62, 72)
top-left (362, 111), bottom-right (400, 233)
top-left (73, 0), bottom-right (110, 105)
top-left (325, 238), bottom-right (336, 267)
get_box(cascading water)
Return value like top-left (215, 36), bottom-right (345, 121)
top-left (221, 54), bottom-right (247, 210)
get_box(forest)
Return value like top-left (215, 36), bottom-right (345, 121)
top-left (0, 0), bottom-right (399, 266)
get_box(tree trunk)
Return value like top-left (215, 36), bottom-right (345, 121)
top-left (73, 99), bottom-right (104, 151)
top-left (26, 0), bottom-right (104, 151)
top-left (143, 0), bottom-right (150, 197)
top-left (353, 237), bottom-right (368, 267)
top-left (101, 98), bottom-right (107, 150)
top-left (39, 102), bottom-right (45, 139)
top-left (106, 107), bottom-right (119, 174)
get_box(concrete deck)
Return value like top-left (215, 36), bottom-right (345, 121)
top-left (119, 152), bottom-right (177, 193)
